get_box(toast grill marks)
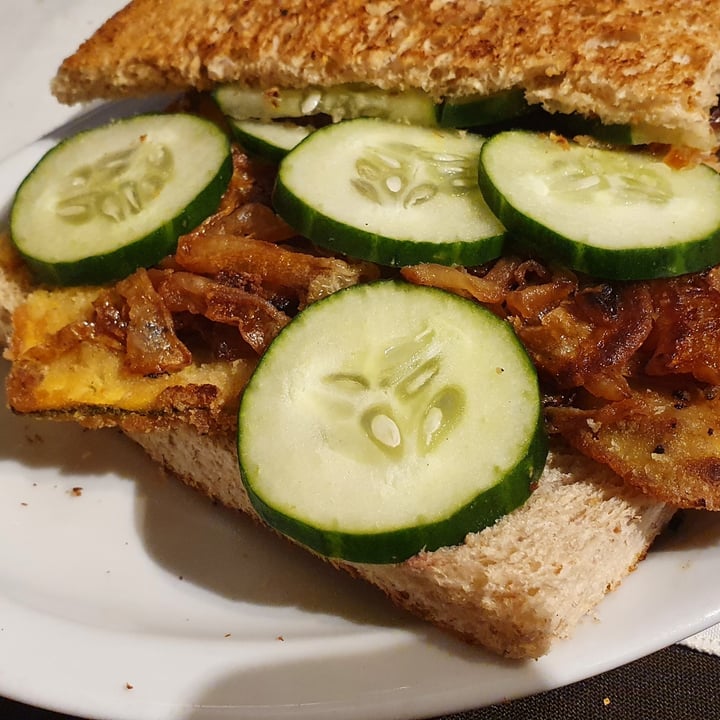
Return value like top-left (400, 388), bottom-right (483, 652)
top-left (51, 0), bottom-right (720, 150)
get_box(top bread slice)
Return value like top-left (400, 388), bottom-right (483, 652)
top-left (51, 0), bottom-right (720, 150)
top-left (0, 232), bottom-right (674, 658)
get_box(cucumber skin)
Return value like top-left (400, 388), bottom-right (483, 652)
top-left (439, 89), bottom-right (532, 129)
top-left (240, 421), bottom-right (546, 563)
top-left (13, 151), bottom-right (233, 286)
top-left (272, 175), bottom-right (506, 268)
top-left (439, 94), bottom-right (634, 144)
top-left (549, 113), bottom-right (634, 146)
top-left (477, 139), bottom-right (720, 281)
top-left (10, 121), bottom-right (234, 286)
top-left (14, 223), bottom-right (176, 286)
top-left (237, 280), bottom-right (548, 564)
top-left (228, 119), bottom-right (307, 163)
top-left (228, 122), bottom-right (287, 163)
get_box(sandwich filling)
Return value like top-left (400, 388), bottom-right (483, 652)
top-left (5, 93), bottom-right (720, 513)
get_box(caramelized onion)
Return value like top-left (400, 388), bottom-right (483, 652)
top-left (403, 262), bottom-right (652, 401)
top-left (175, 233), bottom-right (370, 307)
top-left (116, 269), bottom-right (192, 376)
top-left (154, 270), bottom-right (289, 354)
top-left (645, 270), bottom-right (720, 385)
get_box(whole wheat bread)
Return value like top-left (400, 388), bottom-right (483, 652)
top-left (0, 236), bottom-right (32, 347)
top-left (0, 235), bottom-right (673, 658)
top-left (129, 424), bottom-right (673, 658)
top-left (51, 0), bottom-right (720, 150)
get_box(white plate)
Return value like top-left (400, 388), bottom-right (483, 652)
top-left (2, 106), bottom-right (720, 720)
top-left (0, 0), bottom-right (130, 163)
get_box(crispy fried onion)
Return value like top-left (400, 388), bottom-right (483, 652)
top-left (151, 269), bottom-right (290, 355)
top-left (116, 269), bottom-right (193, 375)
top-left (77, 230), bottom-right (371, 376)
top-left (402, 261), bottom-right (653, 401)
top-left (174, 230), bottom-right (373, 309)
top-left (645, 266), bottom-right (720, 385)
top-left (402, 261), bottom-right (720, 509)
top-left (79, 265), bottom-right (288, 377)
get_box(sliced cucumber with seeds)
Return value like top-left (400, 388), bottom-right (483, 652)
top-left (439, 89), bottom-right (533, 129)
top-left (228, 118), bottom-right (313, 161)
top-left (238, 281), bottom-right (546, 563)
top-left (272, 118), bottom-right (506, 267)
top-left (478, 130), bottom-right (720, 280)
top-left (10, 113), bottom-right (232, 286)
top-left (214, 83), bottom-right (438, 126)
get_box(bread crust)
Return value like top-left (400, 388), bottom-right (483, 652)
top-left (51, 0), bottom-right (720, 150)
top-left (0, 234), bottom-right (33, 348)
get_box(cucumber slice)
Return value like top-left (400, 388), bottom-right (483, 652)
top-left (439, 89), bottom-right (532, 129)
top-left (273, 118), bottom-right (506, 267)
top-left (527, 111), bottom-right (664, 147)
top-left (10, 113), bottom-right (232, 286)
top-left (478, 130), bottom-right (720, 280)
top-left (214, 83), bottom-right (438, 126)
top-left (238, 281), bottom-right (546, 563)
top-left (228, 118), bottom-right (313, 161)
top-left (547, 113), bottom-right (637, 146)
top-left (545, 112), bottom-right (703, 148)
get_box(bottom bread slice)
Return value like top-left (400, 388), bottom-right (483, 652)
top-left (127, 425), bottom-right (674, 659)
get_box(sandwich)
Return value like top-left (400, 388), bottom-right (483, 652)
top-left (3, 0), bottom-right (720, 659)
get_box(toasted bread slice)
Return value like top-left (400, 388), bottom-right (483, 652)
top-left (0, 231), bottom-right (674, 658)
top-left (51, 0), bottom-right (720, 150)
